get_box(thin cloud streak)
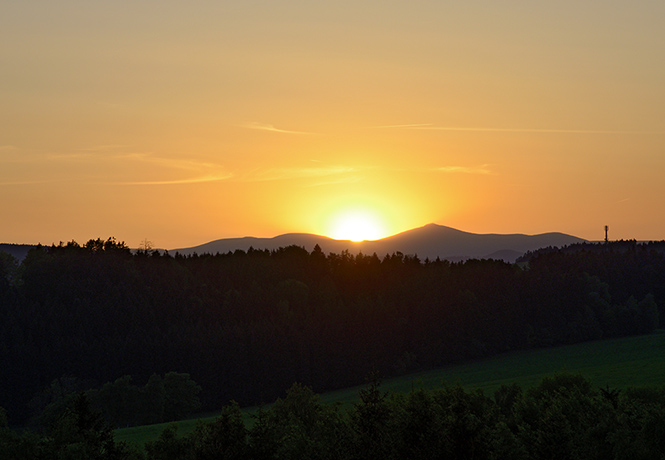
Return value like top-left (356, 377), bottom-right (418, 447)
top-left (122, 153), bottom-right (225, 173)
top-left (238, 122), bottom-right (319, 135)
top-left (436, 165), bottom-right (493, 175)
top-left (305, 176), bottom-right (363, 187)
top-left (78, 144), bottom-right (134, 152)
top-left (108, 154), bottom-right (233, 185)
top-left (369, 123), bottom-right (434, 129)
top-left (1, 149), bottom-right (233, 186)
top-left (0, 179), bottom-right (56, 186)
top-left (117, 174), bottom-right (234, 186)
top-left (74, 151), bottom-right (233, 183)
top-left (245, 165), bottom-right (358, 182)
top-left (376, 125), bottom-right (656, 134)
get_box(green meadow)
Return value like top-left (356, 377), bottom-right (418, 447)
top-left (115, 330), bottom-right (665, 447)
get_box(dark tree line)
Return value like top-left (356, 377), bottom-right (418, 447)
top-left (141, 374), bottom-right (665, 460)
top-left (1, 238), bottom-right (663, 426)
top-left (4, 373), bottom-right (665, 459)
top-left (1, 392), bottom-right (136, 460)
top-left (28, 372), bottom-right (201, 430)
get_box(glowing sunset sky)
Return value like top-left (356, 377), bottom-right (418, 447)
top-left (1, 1), bottom-right (664, 248)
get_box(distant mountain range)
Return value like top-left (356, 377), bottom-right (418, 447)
top-left (172, 224), bottom-right (588, 263)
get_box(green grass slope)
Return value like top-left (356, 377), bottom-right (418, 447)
top-left (115, 330), bottom-right (665, 447)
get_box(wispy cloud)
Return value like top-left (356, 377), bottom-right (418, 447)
top-left (1, 148), bottom-right (233, 186)
top-left (238, 122), bottom-right (319, 135)
top-left (124, 159), bottom-right (358, 186)
top-left (435, 164), bottom-right (493, 175)
top-left (370, 123), bottom-right (434, 129)
top-left (305, 176), bottom-right (363, 187)
top-left (45, 152), bottom-right (96, 161)
top-left (52, 150), bottom-right (224, 172)
top-left (374, 124), bottom-right (653, 134)
top-left (118, 173), bottom-right (234, 186)
top-left (78, 144), bottom-right (133, 152)
top-left (118, 153), bottom-right (217, 171)
top-left (0, 179), bottom-right (56, 186)
top-left (246, 165), bottom-right (358, 182)
top-left (107, 154), bottom-right (234, 185)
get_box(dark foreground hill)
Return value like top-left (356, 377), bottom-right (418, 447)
top-left (173, 223), bottom-right (587, 262)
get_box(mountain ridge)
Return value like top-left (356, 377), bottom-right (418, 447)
top-left (172, 224), bottom-right (587, 263)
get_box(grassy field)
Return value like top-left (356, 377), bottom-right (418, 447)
top-left (115, 330), bottom-right (665, 447)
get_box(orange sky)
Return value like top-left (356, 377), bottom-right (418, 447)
top-left (1, 2), bottom-right (664, 248)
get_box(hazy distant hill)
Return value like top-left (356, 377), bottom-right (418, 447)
top-left (172, 224), bottom-right (587, 263)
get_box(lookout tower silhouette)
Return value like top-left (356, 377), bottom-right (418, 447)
top-left (604, 225), bottom-right (609, 243)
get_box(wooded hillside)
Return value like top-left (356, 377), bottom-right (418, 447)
top-left (1, 238), bottom-right (663, 426)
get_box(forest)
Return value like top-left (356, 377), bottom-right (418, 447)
top-left (0, 238), bottom-right (664, 430)
top-left (3, 373), bottom-right (665, 459)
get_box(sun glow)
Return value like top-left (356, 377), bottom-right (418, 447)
top-left (327, 209), bottom-right (387, 242)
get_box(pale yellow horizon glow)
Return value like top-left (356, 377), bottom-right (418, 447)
top-left (1, 2), bottom-right (664, 248)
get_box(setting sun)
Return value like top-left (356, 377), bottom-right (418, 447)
top-left (328, 209), bottom-right (387, 242)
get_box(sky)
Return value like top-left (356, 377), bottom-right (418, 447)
top-left (1, 1), bottom-right (664, 248)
